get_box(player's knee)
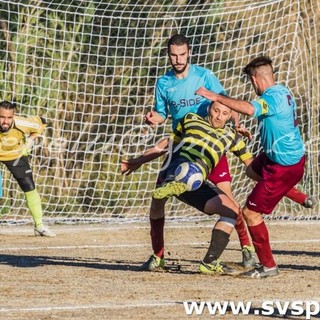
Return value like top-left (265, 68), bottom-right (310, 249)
top-left (218, 216), bottom-right (236, 227)
top-left (242, 206), bottom-right (262, 226)
top-left (16, 176), bottom-right (35, 192)
top-left (221, 194), bottom-right (239, 215)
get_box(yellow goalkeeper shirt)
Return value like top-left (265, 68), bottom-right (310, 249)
top-left (0, 115), bottom-right (46, 161)
top-left (171, 112), bottom-right (252, 178)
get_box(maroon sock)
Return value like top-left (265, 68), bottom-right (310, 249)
top-left (150, 217), bottom-right (165, 258)
top-left (235, 215), bottom-right (251, 247)
top-left (248, 222), bottom-right (276, 268)
top-left (285, 187), bottom-right (307, 205)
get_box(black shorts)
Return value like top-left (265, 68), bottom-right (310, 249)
top-left (1, 156), bottom-right (33, 179)
top-left (177, 182), bottom-right (223, 214)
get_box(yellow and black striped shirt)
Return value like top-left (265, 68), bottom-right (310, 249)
top-left (171, 113), bottom-right (252, 178)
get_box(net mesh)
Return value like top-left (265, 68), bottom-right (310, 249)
top-left (0, 0), bottom-right (319, 223)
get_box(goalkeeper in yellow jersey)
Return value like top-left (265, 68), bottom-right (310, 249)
top-left (0, 100), bottom-right (55, 237)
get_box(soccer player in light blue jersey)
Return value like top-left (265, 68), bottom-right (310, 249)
top-left (145, 35), bottom-right (227, 130)
top-left (196, 56), bottom-right (308, 278)
top-left (152, 62), bottom-right (226, 130)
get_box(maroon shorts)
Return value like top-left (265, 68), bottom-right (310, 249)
top-left (207, 154), bottom-right (232, 184)
top-left (246, 152), bottom-right (305, 214)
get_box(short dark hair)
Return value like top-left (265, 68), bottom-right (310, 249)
top-left (243, 56), bottom-right (273, 75)
top-left (167, 34), bottom-right (190, 51)
top-left (0, 100), bottom-right (15, 110)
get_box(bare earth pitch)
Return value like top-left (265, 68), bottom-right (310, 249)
top-left (0, 221), bottom-right (319, 319)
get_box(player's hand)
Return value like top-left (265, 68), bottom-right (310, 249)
top-left (21, 146), bottom-right (32, 156)
top-left (144, 110), bottom-right (165, 127)
top-left (235, 124), bottom-right (253, 140)
top-left (195, 87), bottom-right (218, 101)
top-left (20, 138), bottom-right (34, 156)
top-left (121, 158), bottom-right (143, 175)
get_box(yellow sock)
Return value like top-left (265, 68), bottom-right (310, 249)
top-left (25, 189), bottom-right (43, 227)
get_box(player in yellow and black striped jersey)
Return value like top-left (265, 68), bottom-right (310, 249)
top-left (154, 105), bottom-right (252, 198)
top-left (123, 101), bottom-right (253, 274)
top-left (171, 112), bottom-right (252, 180)
top-left (151, 101), bottom-right (250, 274)
top-left (0, 100), bottom-right (55, 237)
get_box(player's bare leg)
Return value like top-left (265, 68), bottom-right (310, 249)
top-left (216, 181), bottom-right (256, 268)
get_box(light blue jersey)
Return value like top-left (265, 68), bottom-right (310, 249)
top-left (154, 64), bottom-right (226, 130)
top-left (251, 84), bottom-right (304, 165)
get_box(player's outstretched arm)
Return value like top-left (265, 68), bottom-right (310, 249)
top-left (121, 137), bottom-right (170, 175)
top-left (121, 158), bottom-right (144, 175)
top-left (196, 86), bottom-right (254, 116)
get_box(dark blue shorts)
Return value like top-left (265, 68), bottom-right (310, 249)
top-left (177, 182), bottom-right (223, 214)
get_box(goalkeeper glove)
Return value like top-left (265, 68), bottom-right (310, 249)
top-left (21, 138), bottom-right (34, 156)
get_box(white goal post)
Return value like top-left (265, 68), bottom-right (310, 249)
top-left (0, 0), bottom-right (319, 223)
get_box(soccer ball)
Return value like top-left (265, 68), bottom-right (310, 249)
top-left (174, 162), bottom-right (204, 191)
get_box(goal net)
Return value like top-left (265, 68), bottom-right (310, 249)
top-left (0, 0), bottom-right (319, 224)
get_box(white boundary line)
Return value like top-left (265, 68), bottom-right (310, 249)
top-left (0, 219), bottom-right (320, 234)
top-left (1, 298), bottom-right (320, 314)
top-left (0, 238), bottom-right (320, 252)
top-left (0, 301), bottom-right (178, 313)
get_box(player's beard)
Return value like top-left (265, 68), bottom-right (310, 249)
top-left (0, 123), bottom-right (12, 133)
top-left (172, 62), bottom-right (188, 74)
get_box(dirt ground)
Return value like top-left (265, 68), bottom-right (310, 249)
top-left (0, 220), bottom-right (319, 320)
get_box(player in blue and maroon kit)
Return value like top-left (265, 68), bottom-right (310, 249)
top-left (152, 58), bottom-right (226, 130)
top-left (196, 56), bottom-right (308, 278)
